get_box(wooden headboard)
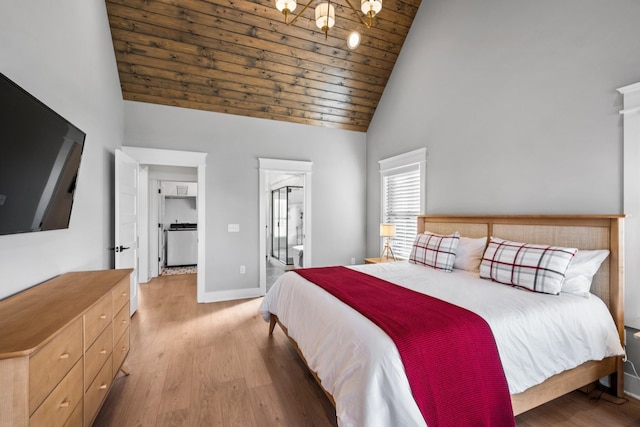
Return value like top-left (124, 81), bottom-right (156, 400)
top-left (418, 215), bottom-right (624, 344)
top-left (418, 215), bottom-right (626, 410)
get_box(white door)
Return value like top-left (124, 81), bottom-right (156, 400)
top-left (158, 183), bottom-right (165, 274)
top-left (115, 149), bottom-right (139, 315)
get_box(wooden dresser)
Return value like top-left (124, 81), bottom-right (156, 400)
top-left (0, 269), bottom-right (132, 427)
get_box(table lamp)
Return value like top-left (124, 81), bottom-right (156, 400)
top-left (380, 223), bottom-right (397, 261)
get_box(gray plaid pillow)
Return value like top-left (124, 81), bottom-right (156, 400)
top-left (409, 231), bottom-right (460, 272)
top-left (480, 237), bottom-right (577, 295)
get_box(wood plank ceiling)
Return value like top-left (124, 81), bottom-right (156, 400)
top-left (106, 0), bottom-right (422, 132)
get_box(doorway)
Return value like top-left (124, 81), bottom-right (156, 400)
top-left (158, 178), bottom-right (198, 276)
top-left (122, 146), bottom-right (207, 302)
top-left (266, 179), bottom-right (304, 291)
top-left (271, 185), bottom-right (303, 267)
top-left (259, 158), bottom-right (312, 294)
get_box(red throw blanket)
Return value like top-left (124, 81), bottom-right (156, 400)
top-left (295, 266), bottom-right (514, 427)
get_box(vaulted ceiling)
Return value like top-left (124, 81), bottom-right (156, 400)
top-left (105, 0), bottom-right (422, 132)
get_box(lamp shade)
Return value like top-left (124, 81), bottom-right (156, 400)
top-left (276, 0), bottom-right (296, 12)
top-left (361, 0), bottom-right (382, 16)
top-left (315, 2), bottom-right (335, 30)
top-left (380, 223), bottom-right (396, 237)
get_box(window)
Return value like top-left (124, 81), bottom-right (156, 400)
top-left (379, 148), bottom-right (426, 259)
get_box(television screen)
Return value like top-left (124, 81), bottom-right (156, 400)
top-left (0, 73), bottom-right (86, 236)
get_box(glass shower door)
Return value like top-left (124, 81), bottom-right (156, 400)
top-left (272, 188), bottom-right (285, 263)
top-left (271, 186), bottom-right (303, 265)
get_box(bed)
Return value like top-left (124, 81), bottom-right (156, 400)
top-left (260, 215), bottom-right (625, 426)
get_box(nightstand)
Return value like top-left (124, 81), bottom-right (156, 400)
top-left (626, 318), bottom-right (640, 340)
top-left (364, 257), bottom-right (399, 264)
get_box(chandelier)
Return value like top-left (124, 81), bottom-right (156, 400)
top-left (274, 0), bottom-right (382, 49)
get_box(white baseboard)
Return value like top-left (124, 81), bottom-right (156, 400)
top-left (625, 372), bottom-right (640, 400)
top-left (198, 287), bottom-right (264, 303)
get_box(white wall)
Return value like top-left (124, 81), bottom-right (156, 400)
top-left (124, 101), bottom-right (367, 294)
top-left (0, 1), bottom-right (123, 299)
top-left (149, 165), bottom-right (198, 182)
top-left (367, 0), bottom-right (640, 249)
top-left (366, 0), bottom-right (640, 393)
top-left (164, 198), bottom-right (198, 225)
top-left (367, 0), bottom-right (640, 262)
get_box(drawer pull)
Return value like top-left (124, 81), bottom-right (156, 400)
top-left (121, 292), bottom-right (127, 297)
top-left (59, 353), bottom-right (70, 359)
top-left (60, 400), bottom-right (70, 408)
top-left (99, 384), bottom-right (108, 390)
top-left (122, 319), bottom-right (128, 324)
top-left (100, 349), bottom-right (107, 354)
top-left (122, 346), bottom-right (128, 352)
top-left (99, 314), bottom-right (107, 319)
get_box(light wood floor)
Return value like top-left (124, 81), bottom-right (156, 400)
top-left (95, 274), bottom-right (640, 426)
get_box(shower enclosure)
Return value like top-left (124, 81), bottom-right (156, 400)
top-left (271, 186), bottom-right (303, 265)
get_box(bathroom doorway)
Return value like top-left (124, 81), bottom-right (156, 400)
top-left (259, 158), bottom-right (312, 294)
top-left (266, 179), bottom-right (303, 290)
top-left (271, 185), bottom-right (304, 267)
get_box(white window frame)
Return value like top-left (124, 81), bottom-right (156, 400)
top-left (379, 148), bottom-right (427, 259)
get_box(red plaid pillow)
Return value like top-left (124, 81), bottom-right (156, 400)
top-left (480, 237), bottom-right (577, 294)
top-left (409, 231), bottom-right (460, 272)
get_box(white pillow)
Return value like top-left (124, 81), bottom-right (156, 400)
top-left (561, 249), bottom-right (610, 297)
top-left (453, 237), bottom-right (487, 272)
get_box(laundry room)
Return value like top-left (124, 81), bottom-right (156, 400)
top-left (162, 180), bottom-right (198, 273)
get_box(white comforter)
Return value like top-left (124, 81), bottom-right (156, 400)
top-left (259, 261), bottom-right (624, 427)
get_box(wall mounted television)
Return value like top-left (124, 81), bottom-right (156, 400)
top-left (0, 72), bottom-right (86, 236)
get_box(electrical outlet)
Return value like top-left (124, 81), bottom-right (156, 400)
top-left (240, 265), bottom-right (246, 274)
top-left (351, 257), bottom-right (356, 265)
top-left (0, 194), bottom-right (6, 206)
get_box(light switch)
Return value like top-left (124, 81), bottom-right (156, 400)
top-left (228, 224), bottom-right (240, 232)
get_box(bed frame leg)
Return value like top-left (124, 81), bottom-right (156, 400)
top-left (269, 315), bottom-right (277, 335)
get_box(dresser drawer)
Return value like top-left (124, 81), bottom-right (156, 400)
top-left (113, 303), bottom-right (130, 343)
top-left (29, 317), bottom-right (83, 414)
top-left (62, 401), bottom-right (82, 427)
top-left (84, 293), bottom-right (112, 351)
top-left (113, 327), bottom-right (130, 378)
top-left (85, 325), bottom-right (113, 391)
top-left (30, 360), bottom-right (83, 427)
top-left (112, 276), bottom-right (129, 315)
top-left (84, 355), bottom-right (112, 427)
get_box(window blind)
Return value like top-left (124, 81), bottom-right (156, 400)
top-left (382, 167), bottom-right (420, 259)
